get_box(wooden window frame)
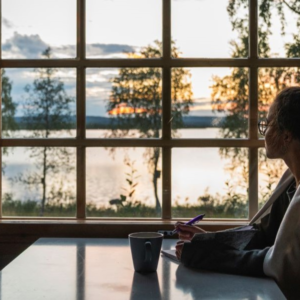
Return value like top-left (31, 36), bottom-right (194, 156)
top-left (0, 0), bottom-right (299, 232)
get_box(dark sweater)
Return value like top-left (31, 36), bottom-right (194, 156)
top-left (181, 180), bottom-right (296, 277)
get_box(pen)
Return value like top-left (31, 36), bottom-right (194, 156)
top-left (158, 214), bottom-right (205, 236)
top-left (172, 213), bottom-right (205, 234)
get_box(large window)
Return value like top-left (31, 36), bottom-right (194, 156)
top-left (1, 0), bottom-right (300, 222)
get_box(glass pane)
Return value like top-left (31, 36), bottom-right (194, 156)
top-left (2, 0), bottom-right (76, 59)
top-left (2, 147), bottom-right (76, 217)
top-left (172, 148), bottom-right (249, 219)
top-left (86, 0), bottom-right (162, 58)
top-left (1, 68), bottom-right (76, 138)
top-left (86, 68), bottom-right (162, 138)
top-left (86, 148), bottom-right (162, 217)
top-left (258, 148), bottom-right (286, 208)
top-left (258, 67), bottom-right (300, 137)
top-left (172, 68), bottom-right (249, 139)
top-left (172, 0), bottom-right (248, 58)
top-left (258, 0), bottom-right (300, 58)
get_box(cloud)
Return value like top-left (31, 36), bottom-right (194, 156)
top-left (56, 43), bottom-right (136, 58)
top-left (2, 32), bottom-right (136, 116)
top-left (86, 43), bottom-right (136, 57)
top-left (3, 18), bottom-right (13, 28)
top-left (2, 32), bottom-right (49, 59)
top-left (2, 32), bottom-right (136, 59)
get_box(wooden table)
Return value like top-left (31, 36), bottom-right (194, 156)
top-left (0, 238), bottom-right (286, 300)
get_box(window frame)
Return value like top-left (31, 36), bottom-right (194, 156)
top-left (0, 0), bottom-right (299, 226)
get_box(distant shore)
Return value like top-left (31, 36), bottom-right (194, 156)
top-left (13, 115), bottom-right (224, 130)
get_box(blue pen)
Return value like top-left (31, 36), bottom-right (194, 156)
top-left (158, 214), bottom-right (205, 236)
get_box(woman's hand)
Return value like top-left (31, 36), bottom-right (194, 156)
top-left (175, 222), bottom-right (206, 241)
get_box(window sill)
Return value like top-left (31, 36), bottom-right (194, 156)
top-left (0, 219), bottom-right (249, 238)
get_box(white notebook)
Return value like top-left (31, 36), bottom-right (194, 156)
top-left (161, 249), bottom-right (179, 262)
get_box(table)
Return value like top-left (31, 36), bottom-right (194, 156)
top-left (0, 238), bottom-right (286, 300)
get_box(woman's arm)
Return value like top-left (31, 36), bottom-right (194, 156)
top-left (175, 188), bottom-right (291, 277)
top-left (179, 240), bottom-right (269, 277)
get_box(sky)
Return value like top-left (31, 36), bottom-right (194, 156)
top-left (1, 0), bottom-right (298, 118)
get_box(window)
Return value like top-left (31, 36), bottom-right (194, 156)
top-left (1, 0), bottom-right (300, 223)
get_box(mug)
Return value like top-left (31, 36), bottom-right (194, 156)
top-left (129, 232), bottom-right (163, 273)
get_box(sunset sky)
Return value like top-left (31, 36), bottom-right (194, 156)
top-left (1, 0), bottom-right (297, 118)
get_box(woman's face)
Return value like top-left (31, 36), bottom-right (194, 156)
top-left (265, 102), bottom-right (282, 159)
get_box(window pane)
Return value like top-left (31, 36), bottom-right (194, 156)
top-left (172, 0), bottom-right (248, 58)
top-left (258, 148), bottom-right (286, 208)
top-left (1, 68), bottom-right (76, 138)
top-left (86, 148), bottom-right (162, 218)
top-left (86, 68), bottom-right (162, 138)
top-left (2, 147), bottom-right (76, 217)
top-left (258, 0), bottom-right (300, 58)
top-left (172, 68), bottom-right (249, 139)
top-left (172, 148), bottom-right (249, 219)
top-left (2, 0), bottom-right (76, 59)
top-left (86, 0), bottom-right (162, 58)
top-left (258, 67), bottom-right (300, 136)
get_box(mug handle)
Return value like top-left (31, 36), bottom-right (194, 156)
top-left (144, 241), bottom-right (152, 262)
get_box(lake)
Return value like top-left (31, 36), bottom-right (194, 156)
top-left (2, 128), bottom-right (273, 208)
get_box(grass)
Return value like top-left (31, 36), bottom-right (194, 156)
top-left (2, 198), bottom-right (249, 219)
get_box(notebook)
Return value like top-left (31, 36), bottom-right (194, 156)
top-left (161, 249), bottom-right (179, 262)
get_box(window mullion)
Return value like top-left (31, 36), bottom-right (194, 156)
top-left (162, 0), bottom-right (172, 219)
top-left (248, 0), bottom-right (259, 219)
top-left (77, 0), bottom-right (86, 61)
top-left (76, 0), bottom-right (86, 219)
top-left (0, 0), bottom-right (3, 219)
top-left (163, 0), bottom-right (171, 60)
top-left (77, 146), bottom-right (86, 219)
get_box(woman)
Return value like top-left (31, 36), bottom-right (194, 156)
top-left (175, 86), bottom-right (300, 299)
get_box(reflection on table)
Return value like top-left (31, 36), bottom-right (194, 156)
top-left (0, 238), bottom-right (285, 300)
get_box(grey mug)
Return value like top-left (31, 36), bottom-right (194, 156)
top-left (129, 232), bottom-right (163, 273)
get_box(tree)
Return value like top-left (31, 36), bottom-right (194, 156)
top-left (16, 47), bottom-right (75, 216)
top-left (211, 0), bottom-right (300, 203)
top-left (107, 40), bottom-right (193, 214)
top-left (2, 70), bottom-right (18, 136)
top-left (1, 69), bottom-right (18, 177)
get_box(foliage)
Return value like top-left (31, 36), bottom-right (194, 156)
top-left (1, 70), bottom-right (18, 167)
top-left (210, 0), bottom-right (300, 193)
top-left (174, 179), bottom-right (248, 219)
top-left (258, 149), bottom-right (286, 207)
top-left (2, 70), bottom-right (18, 136)
top-left (13, 47), bottom-right (75, 216)
top-left (107, 40), bottom-right (193, 214)
top-left (23, 48), bottom-right (74, 134)
top-left (2, 193), bottom-right (247, 219)
top-left (2, 193), bottom-right (75, 217)
top-left (109, 158), bottom-right (141, 209)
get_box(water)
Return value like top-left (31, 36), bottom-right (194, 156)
top-left (2, 128), bottom-right (249, 207)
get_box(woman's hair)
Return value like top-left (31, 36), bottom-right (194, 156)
top-left (274, 86), bottom-right (300, 141)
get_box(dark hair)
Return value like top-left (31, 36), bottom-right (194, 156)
top-left (274, 86), bottom-right (300, 141)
